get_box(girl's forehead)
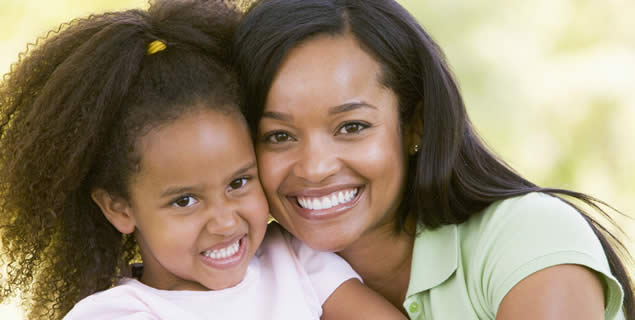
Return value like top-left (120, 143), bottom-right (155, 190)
top-left (135, 110), bottom-right (252, 171)
top-left (134, 111), bottom-right (255, 188)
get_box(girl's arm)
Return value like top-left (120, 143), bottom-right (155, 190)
top-left (321, 278), bottom-right (407, 320)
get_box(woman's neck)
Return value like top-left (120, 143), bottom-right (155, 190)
top-left (338, 223), bottom-right (415, 312)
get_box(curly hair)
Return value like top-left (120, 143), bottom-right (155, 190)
top-left (0, 0), bottom-right (242, 318)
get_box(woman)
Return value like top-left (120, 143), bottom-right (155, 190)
top-left (234, 0), bottom-right (633, 318)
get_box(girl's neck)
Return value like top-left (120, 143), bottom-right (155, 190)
top-left (338, 222), bottom-right (415, 312)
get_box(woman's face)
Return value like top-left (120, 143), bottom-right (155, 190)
top-left (256, 34), bottom-right (407, 252)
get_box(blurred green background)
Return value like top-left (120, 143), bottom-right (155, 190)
top-left (1, 0), bottom-right (633, 318)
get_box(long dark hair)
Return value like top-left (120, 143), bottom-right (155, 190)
top-left (0, 0), bottom-right (240, 318)
top-left (234, 0), bottom-right (633, 316)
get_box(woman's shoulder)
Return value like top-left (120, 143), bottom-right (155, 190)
top-left (483, 191), bottom-right (578, 218)
top-left (461, 192), bottom-right (589, 239)
top-left (459, 192), bottom-right (608, 264)
top-left (456, 192), bottom-right (623, 317)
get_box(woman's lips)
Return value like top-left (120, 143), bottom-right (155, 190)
top-left (289, 186), bottom-right (363, 220)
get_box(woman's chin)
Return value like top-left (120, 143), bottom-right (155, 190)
top-left (297, 230), bottom-right (358, 253)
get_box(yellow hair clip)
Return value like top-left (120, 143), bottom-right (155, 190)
top-left (147, 40), bottom-right (167, 55)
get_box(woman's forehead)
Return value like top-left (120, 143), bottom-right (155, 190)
top-left (266, 34), bottom-right (389, 110)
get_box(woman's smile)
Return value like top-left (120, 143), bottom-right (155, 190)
top-left (288, 186), bottom-right (364, 219)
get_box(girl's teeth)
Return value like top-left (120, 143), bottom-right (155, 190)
top-left (203, 240), bottom-right (240, 259)
top-left (297, 188), bottom-right (358, 210)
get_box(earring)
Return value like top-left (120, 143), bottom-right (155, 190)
top-left (410, 144), bottom-right (420, 155)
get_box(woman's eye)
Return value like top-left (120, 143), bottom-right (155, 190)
top-left (228, 177), bottom-right (249, 190)
top-left (264, 131), bottom-right (294, 144)
top-left (337, 122), bottom-right (369, 135)
top-left (172, 195), bottom-right (198, 208)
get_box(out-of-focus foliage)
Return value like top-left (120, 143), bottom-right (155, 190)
top-left (0, 0), bottom-right (633, 318)
top-left (0, 0), bottom-right (148, 77)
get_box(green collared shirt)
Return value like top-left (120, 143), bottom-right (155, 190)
top-left (402, 193), bottom-right (625, 319)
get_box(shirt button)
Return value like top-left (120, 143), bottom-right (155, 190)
top-left (409, 302), bottom-right (419, 313)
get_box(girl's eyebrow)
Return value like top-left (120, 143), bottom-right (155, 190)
top-left (160, 184), bottom-right (204, 199)
top-left (232, 160), bottom-right (257, 177)
top-left (262, 102), bottom-right (377, 122)
top-left (159, 161), bottom-right (256, 198)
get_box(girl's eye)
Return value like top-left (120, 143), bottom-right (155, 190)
top-left (263, 131), bottom-right (294, 144)
top-left (337, 122), bottom-right (369, 135)
top-left (228, 177), bottom-right (249, 190)
top-left (172, 195), bottom-right (198, 208)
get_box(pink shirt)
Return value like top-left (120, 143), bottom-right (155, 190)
top-left (65, 224), bottom-right (359, 319)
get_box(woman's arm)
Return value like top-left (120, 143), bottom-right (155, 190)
top-left (321, 278), bottom-right (407, 320)
top-left (496, 264), bottom-right (606, 320)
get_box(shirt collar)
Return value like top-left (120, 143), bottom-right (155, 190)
top-left (406, 224), bottom-right (458, 297)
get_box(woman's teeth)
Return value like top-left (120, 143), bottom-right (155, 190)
top-left (202, 240), bottom-right (240, 259)
top-left (297, 188), bottom-right (358, 210)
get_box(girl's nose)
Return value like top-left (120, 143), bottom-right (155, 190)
top-left (206, 207), bottom-right (240, 236)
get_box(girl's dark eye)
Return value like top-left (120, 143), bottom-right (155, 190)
top-left (172, 195), bottom-right (197, 208)
top-left (337, 122), bottom-right (369, 135)
top-left (264, 131), bottom-right (294, 144)
top-left (229, 177), bottom-right (249, 190)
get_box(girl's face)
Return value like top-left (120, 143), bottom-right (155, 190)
top-left (124, 109), bottom-right (268, 291)
top-left (256, 34), bottom-right (407, 252)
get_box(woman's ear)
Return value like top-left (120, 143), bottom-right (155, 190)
top-left (91, 189), bottom-right (136, 234)
top-left (403, 107), bottom-right (423, 155)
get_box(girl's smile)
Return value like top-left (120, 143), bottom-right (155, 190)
top-left (200, 235), bottom-right (246, 269)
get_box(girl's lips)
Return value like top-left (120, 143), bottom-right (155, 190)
top-left (289, 186), bottom-right (364, 220)
top-left (200, 236), bottom-right (247, 270)
top-left (201, 234), bottom-right (245, 252)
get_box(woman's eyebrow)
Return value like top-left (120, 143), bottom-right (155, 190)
top-left (262, 110), bottom-right (293, 121)
top-left (328, 102), bottom-right (377, 115)
top-left (262, 102), bottom-right (377, 121)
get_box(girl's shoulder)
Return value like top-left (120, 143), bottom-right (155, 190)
top-left (64, 278), bottom-right (215, 320)
top-left (63, 279), bottom-right (153, 319)
top-left (257, 222), bottom-right (362, 316)
top-left (260, 222), bottom-right (356, 276)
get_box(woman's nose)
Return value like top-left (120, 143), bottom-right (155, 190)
top-left (292, 137), bottom-right (340, 183)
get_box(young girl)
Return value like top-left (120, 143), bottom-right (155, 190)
top-left (0, 1), bottom-right (405, 319)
